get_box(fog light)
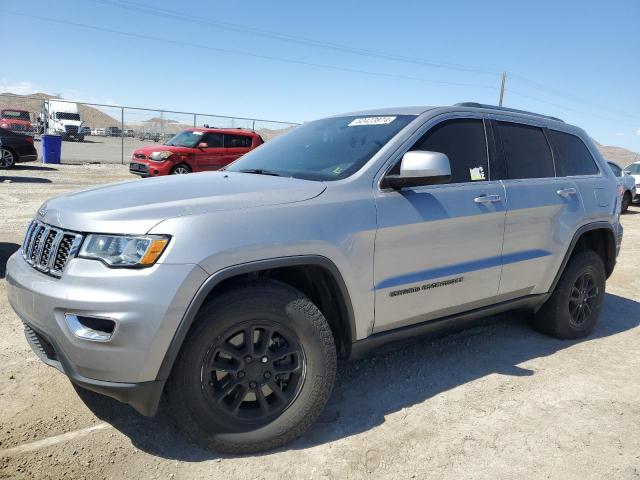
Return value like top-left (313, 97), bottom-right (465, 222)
top-left (64, 313), bottom-right (116, 342)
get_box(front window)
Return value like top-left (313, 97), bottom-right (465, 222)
top-left (626, 163), bottom-right (640, 174)
top-left (226, 115), bottom-right (415, 181)
top-left (56, 112), bottom-right (81, 121)
top-left (164, 130), bottom-right (206, 147)
top-left (2, 110), bottom-right (30, 121)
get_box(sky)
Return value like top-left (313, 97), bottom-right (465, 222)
top-left (1, 0), bottom-right (639, 151)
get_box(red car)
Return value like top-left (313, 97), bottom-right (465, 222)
top-left (0, 109), bottom-right (33, 135)
top-left (129, 128), bottom-right (263, 177)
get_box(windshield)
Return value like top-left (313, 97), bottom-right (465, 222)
top-left (164, 130), bottom-right (204, 147)
top-left (2, 110), bottom-right (30, 121)
top-left (626, 163), bottom-right (640, 174)
top-left (56, 112), bottom-right (80, 121)
top-left (226, 115), bottom-right (415, 181)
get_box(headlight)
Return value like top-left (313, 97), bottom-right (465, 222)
top-left (79, 234), bottom-right (169, 267)
top-left (149, 151), bottom-right (174, 161)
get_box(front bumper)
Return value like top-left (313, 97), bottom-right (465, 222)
top-left (6, 252), bottom-right (208, 414)
top-left (129, 159), bottom-right (172, 177)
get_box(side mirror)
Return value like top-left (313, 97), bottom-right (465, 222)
top-left (197, 142), bottom-right (209, 149)
top-left (382, 151), bottom-right (452, 189)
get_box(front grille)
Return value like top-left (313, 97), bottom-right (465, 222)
top-left (65, 125), bottom-right (79, 135)
top-left (133, 153), bottom-right (147, 159)
top-left (24, 323), bottom-right (57, 361)
top-left (22, 221), bottom-right (83, 278)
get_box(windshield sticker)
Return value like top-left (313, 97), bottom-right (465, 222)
top-left (348, 116), bottom-right (396, 127)
top-left (192, 131), bottom-right (203, 135)
top-left (469, 166), bottom-right (486, 181)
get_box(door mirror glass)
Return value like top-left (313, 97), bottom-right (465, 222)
top-left (382, 151), bottom-right (452, 189)
top-left (197, 142), bottom-right (209, 149)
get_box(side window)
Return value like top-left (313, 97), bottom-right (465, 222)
top-left (224, 134), bottom-right (252, 148)
top-left (607, 162), bottom-right (622, 177)
top-left (548, 129), bottom-right (599, 176)
top-left (202, 132), bottom-right (223, 147)
top-left (497, 121), bottom-right (555, 179)
top-left (409, 118), bottom-right (488, 183)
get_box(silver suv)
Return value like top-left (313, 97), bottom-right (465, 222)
top-left (6, 103), bottom-right (623, 453)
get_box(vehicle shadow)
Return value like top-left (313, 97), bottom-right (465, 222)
top-left (76, 292), bottom-right (640, 461)
top-left (12, 164), bottom-right (58, 172)
top-left (0, 243), bottom-right (20, 279)
top-left (0, 176), bottom-right (52, 184)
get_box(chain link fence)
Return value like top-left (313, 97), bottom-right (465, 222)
top-left (0, 93), bottom-right (299, 165)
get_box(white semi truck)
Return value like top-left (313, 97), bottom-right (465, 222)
top-left (40, 100), bottom-right (85, 141)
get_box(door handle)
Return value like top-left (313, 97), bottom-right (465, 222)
top-left (556, 187), bottom-right (577, 197)
top-left (474, 194), bottom-right (501, 204)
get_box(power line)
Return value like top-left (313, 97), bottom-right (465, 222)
top-left (509, 73), bottom-right (640, 122)
top-left (2, 11), bottom-right (498, 91)
top-left (89, 0), bottom-right (501, 77)
top-left (506, 88), bottom-right (637, 127)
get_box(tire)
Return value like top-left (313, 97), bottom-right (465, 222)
top-left (166, 280), bottom-right (337, 453)
top-left (532, 249), bottom-right (605, 339)
top-left (0, 147), bottom-right (16, 168)
top-left (170, 164), bottom-right (191, 175)
top-left (621, 191), bottom-right (631, 213)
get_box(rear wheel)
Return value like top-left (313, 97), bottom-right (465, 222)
top-left (0, 147), bottom-right (16, 168)
top-left (621, 191), bottom-right (631, 213)
top-left (532, 249), bottom-right (605, 339)
top-left (166, 280), bottom-right (337, 453)
top-left (170, 164), bottom-right (191, 175)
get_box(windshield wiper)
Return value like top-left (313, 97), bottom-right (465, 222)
top-left (237, 168), bottom-right (283, 177)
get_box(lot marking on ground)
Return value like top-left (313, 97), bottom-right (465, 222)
top-left (0, 423), bottom-right (110, 457)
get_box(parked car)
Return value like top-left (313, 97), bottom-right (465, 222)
top-left (92, 128), bottom-right (106, 136)
top-left (137, 131), bottom-right (160, 142)
top-left (0, 109), bottom-right (34, 135)
top-left (105, 126), bottom-right (122, 137)
top-left (7, 103), bottom-right (621, 453)
top-left (624, 162), bottom-right (640, 203)
top-left (0, 127), bottom-right (37, 168)
top-left (607, 161), bottom-right (636, 212)
top-left (81, 126), bottom-right (92, 136)
top-left (125, 129), bottom-right (135, 138)
top-left (129, 128), bottom-right (263, 176)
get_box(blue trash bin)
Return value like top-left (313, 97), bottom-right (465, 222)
top-left (41, 134), bottom-right (62, 164)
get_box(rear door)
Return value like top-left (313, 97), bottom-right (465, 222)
top-left (223, 134), bottom-right (253, 166)
top-left (199, 132), bottom-right (224, 170)
top-left (373, 116), bottom-right (507, 332)
top-left (492, 119), bottom-right (585, 300)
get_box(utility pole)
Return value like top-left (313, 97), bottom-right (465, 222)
top-left (498, 71), bottom-right (507, 106)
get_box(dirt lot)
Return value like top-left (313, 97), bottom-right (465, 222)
top-left (1, 163), bottom-right (639, 479)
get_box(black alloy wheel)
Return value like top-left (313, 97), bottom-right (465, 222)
top-left (201, 320), bottom-right (306, 428)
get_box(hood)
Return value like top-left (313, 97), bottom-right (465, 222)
top-left (1, 118), bottom-right (31, 127)
top-left (134, 145), bottom-right (192, 157)
top-left (38, 171), bottom-right (326, 234)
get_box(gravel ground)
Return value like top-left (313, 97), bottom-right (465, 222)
top-left (1, 162), bottom-right (639, 479)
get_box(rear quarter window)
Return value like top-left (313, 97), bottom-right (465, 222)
top-left (224, 134), bottom-right (252, 148)
top-left (548, 129), bottom-right (599, 176)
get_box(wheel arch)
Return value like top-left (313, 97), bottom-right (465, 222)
top-left (155, 255), bottom-right (356, 382)
top-left (550, 222), bottom-right (617, 292)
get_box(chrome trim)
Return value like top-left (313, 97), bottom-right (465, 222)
top-left (64, 314), bottom-right (115, 342)
top-left (19, 219), bottom-right (84, 278)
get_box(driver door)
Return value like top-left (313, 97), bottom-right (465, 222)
top-left (373, 117), bottom-right (506, 332)
top-left (200, 132), bottom-right (224, 170)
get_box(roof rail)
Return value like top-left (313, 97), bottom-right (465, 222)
top-left (453, 102), bottom-right (564, 122)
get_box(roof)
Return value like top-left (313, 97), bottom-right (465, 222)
top-left (332, 103), bottom-right (565, 125)
top-left (184, 127), bottom-right (259, 136)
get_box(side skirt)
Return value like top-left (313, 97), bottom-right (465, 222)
top-left (348, 293), bottom-right (550, 360)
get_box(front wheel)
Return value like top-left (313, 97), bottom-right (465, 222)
top-left (170, 164), bottom-right (191, 175)
top-left (532, 249), bottom-right (605, 339)
top-left (166, 280), bottom-right (337, 453)
top-left (0, 147), bottom-right (16, 168)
